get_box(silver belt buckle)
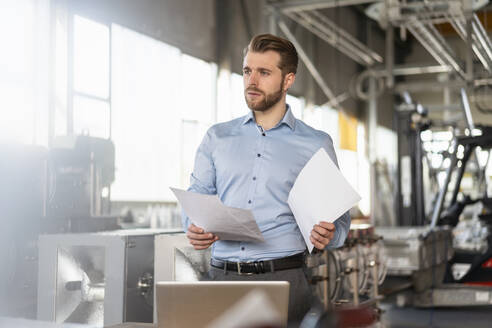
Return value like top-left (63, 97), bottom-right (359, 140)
top-left (237, 262), bottom-right (254, 276)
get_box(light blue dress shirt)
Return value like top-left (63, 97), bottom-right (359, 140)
top-left (182, 105), bottom-right (351, 261)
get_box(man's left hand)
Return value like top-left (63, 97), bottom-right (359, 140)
top-left (310, 221), bottom-right (335, 250)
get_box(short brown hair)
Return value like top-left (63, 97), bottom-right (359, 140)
top-left (244, 34), bottom-right (298, 75)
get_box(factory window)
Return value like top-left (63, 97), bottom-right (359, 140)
top-left (179, 54), bottom-right (216, 189)
top-left (303, 105), bottom-right (339, 147)
top-left (72, 15), bottom-right (110, 139)
top-left (303, 106), bottom-right (371, 216)
top-left (54, 12), bottom-right (68, 137)
top-left (217, 72), bottom-right (250, 122)
top-left (73, 16), bottom-right (110, 99)
top-left (110, 24), bottom-right (215, 201)
top-left (0, 0), bottom-right (50, 146)
top-left (72, 96), bottom-right (110, 139)
top-left (287, 94), bottom-right (304, 119)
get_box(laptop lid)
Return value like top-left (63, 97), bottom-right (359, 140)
top-left (156, 281), bottom-right (289, 328)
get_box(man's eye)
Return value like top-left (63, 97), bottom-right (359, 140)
top-left (260, 71), bottom-right (269, 76)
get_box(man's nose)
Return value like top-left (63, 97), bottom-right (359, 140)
top-left (247, 71), bottom-right (258, 86)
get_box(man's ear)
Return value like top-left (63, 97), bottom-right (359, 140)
top-left (283, 72), bottom-right (295, 92)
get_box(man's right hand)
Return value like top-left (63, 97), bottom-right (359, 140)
top-left (186, 223), bottom-right (219, 250)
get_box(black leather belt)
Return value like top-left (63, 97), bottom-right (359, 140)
top-left (210, 252), bottom-right (305, 275)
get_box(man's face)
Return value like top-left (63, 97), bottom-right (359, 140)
top-left (242, 50), bottom-right (285, 112)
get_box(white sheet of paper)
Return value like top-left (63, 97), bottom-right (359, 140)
top-left (171, 188), bottom-right (264, 242)
top-left (287, 148), bottom-right (361, 253)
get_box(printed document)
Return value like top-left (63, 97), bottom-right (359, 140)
top-left (288, 148), bottom-right (361, 252)
top-left (171, 187), bottom-right (264, 242)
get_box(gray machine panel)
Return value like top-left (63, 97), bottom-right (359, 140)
top-left (375, 226), bottom-right (453, 275)
top-left (37, 229), bottom-right (181, 327)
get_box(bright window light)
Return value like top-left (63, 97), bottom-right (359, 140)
top-left (110, 24), bottom-right (182, 201)
top-left (73, 95), bottom-right (110, 138)
top-left (73, 15), bottom-right (109, 98)
top-left (0, 0), bottom-right (49, 146)
top-left (180, 119), bottom-right (209, 188)
top-left (216, 69), bottom-right (232, 123)
top-left (303, 105), bottom-right (339, 147)
top-left (179, 54), bottom-right (216, 123)
top-left (230, 73), bottom-right (250, 119)
top-left (54, 17), bottom-right (68, 137)
top-left (286, 94), bottom-right (303, 119)
top-left (376, 126), bottom-right (397, 167)
top-left (178, 54), bottom-right (215, 188)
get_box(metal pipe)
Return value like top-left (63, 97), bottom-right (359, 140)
top-left (390, 64), bottom-right (451, 76)
top-left (446, 14), bottom-right (492, 73)
top-left (460, 88), bottom-right (487, 192)
top-left (406, 23), bottom-right (448, 67)
top-left (323, 92), bottom-right (350, 108)
top-left (394, 78), bottom-right (492, 92)
top-left (466, 15), bottom-right (474, 81)
top-left (386, 21), bottom-right (395, 88)
top-left (450, 145), bottom-right (473, 206)
top-left (353, 248), bottom-right (360, 305)
top-left (275, 0), bottom-right (381, 13)
top-left (415, 123), bottom-right (425, 225)
top-left (310, 10), bottom-right (383, 63)
top-left (277, 18), bottom-right (340, 108)
top-left (426, 23), bottom-right (465, 77)
top-left (368, 77), bottom-right (377, 226)
top-left (287, 11), bottom-right (371, 65)
top-left (461, 88), bottom-right (476, 132)
top-left (405, 18), bottom-right (465, 78)
top-left (473, 14), bottom-right (492, 62)
top-left (395, 80), bottom-right (464, 92)
top-left (372, 259), bottom-right (379, 302)
top-left (323, 252), bottom-right (330, 310)
top-left (301, 11), bottom-right (375, 64)
top-left (430, 148), bottom-right (458, 228)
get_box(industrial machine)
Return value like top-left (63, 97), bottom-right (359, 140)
top-left (47, 135), bottom-right (116, 219)
top-left (1, 136), bottom-right (120, 319)
top-left (37, 229), bottom-right (182, 327)
top-left (304, 221), bottom-right (386, 327)
top-left (378, 88), bottom-right (492, 307)
top-left (434, 130), bottom-right (492, 290)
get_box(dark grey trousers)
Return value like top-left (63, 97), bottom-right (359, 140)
top-left (206, 265), bottom-right (314, 324)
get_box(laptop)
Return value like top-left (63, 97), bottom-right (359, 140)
top-left (155, 281), bottom-right (290, 328)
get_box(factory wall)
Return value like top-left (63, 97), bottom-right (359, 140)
top-left (67, 0), bottom-right (217, 62)
top-left (65, 0), bottom-right (394, 128)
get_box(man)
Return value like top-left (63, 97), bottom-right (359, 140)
top-left (182, 34), bottom-right (351, 323)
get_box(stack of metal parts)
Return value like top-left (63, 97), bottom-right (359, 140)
top-left (37, 229), bottom-right (182, 327)
top-left (306, 223), bottom-right (387, 308)
top-left (375, 226), bottom-right (453, 292)
top-left (373, 226), bottom-right (492, 307)
top-left (453, 216), bottom-right (490, 253)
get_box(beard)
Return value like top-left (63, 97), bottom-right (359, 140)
top-left (244, 80), bottom-right (284, 112)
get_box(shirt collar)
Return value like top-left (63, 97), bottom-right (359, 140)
top-left (241, 104), bottom-right (296, 130)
